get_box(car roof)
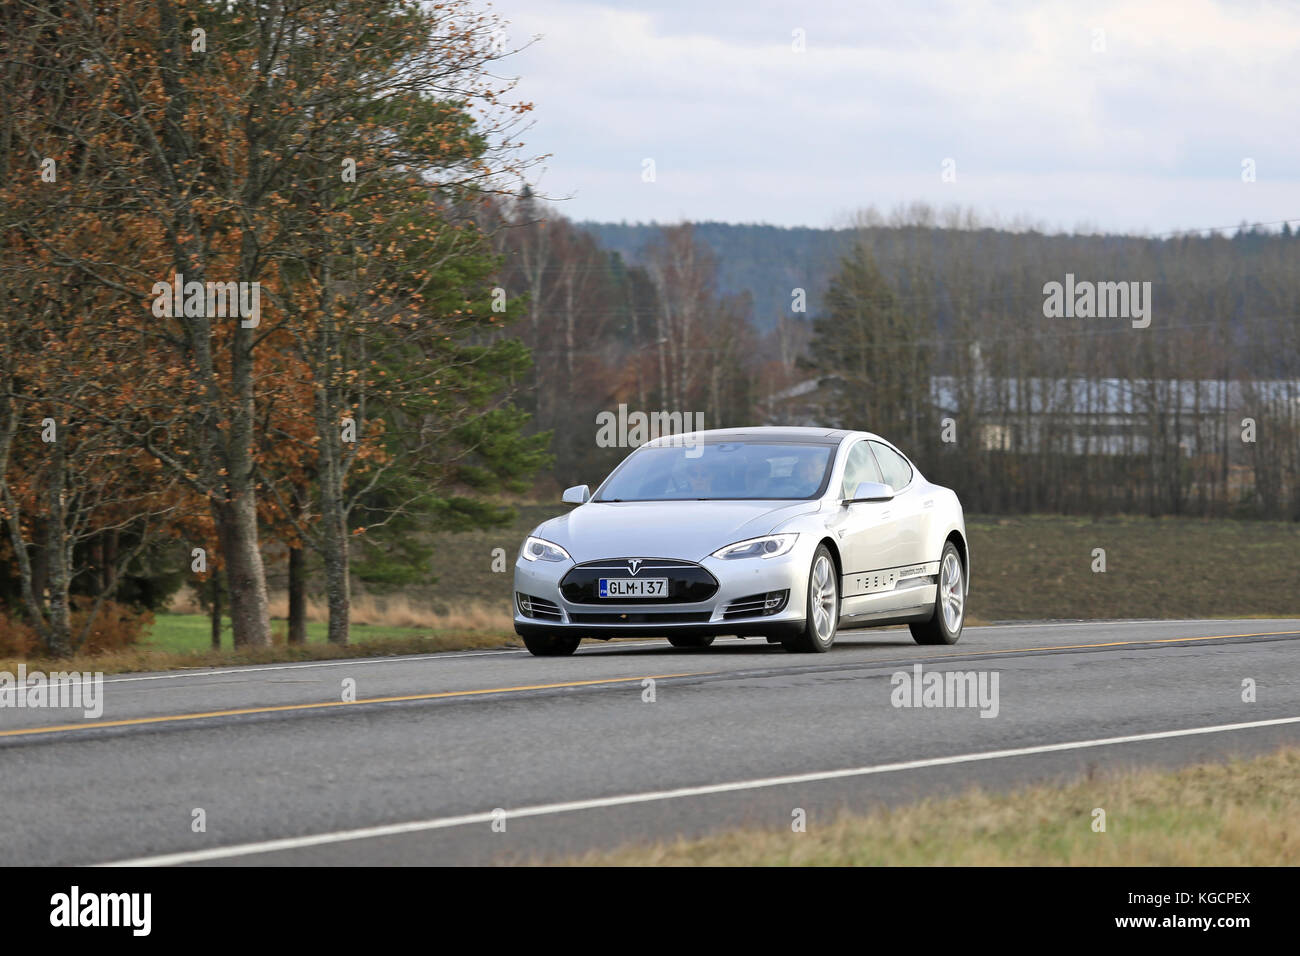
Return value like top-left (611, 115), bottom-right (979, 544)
top-left (642, 426), bottom-right (862, 447)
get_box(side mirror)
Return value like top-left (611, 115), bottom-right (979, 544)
top-left (845, 481), bottom-right (894, 503)
top-left (561, 484), bottom-right (591, 505)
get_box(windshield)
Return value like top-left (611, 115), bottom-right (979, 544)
top-left (595, 442), bottom-right (834, 501)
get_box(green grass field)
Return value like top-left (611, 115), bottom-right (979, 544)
top-left (143, 614), bottom-right (438, 654)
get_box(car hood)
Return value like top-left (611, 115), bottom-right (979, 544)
top-left (534, 499), bottom-right (823, 564)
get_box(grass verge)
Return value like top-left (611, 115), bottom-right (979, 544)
top-left (1, 629), bottom-right (519, 677)
top-left (552, 746), bottom-right (1300, 866)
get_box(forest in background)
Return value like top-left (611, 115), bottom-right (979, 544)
top-left (507, 204), bottom-right (1300, 521)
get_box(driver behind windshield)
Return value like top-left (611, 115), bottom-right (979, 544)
top-left (790, 452), bottom-right (824, 496)
top-left (674, 461), bottom-right (712, 497)
top-left (743, 458), bottom-right (771, 496)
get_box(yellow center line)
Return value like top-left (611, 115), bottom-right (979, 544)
top-left (0, 673), bottom-right (700, 739)
top-left (3, 628), bottom-right (1298, 740)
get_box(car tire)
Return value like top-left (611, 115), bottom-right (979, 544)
top-left (909, 542), bottom-right (965, 645)
top-left (667, 634), bottom-right (715, 648)
top-left (782, 544), bottom-right (839, 653)
top-left (522, 633), bottom-right (582, 657)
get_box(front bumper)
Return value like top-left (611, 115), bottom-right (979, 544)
top-left (513, 551), bottom-right (809, 639)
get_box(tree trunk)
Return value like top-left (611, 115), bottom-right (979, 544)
top-left (210, 575), bottom-right (221, 650)
top-left (30, 539), bottom-right (48, 609)
top-left (213, 493), bottom-right (271, 647)
top-left (287, 545), bottom-right (307, 645)
top-left (322, 551), bottom-right (350, 646)
top-left (44, 437), bottom-right (72, 657)
top-left (104, 529), bottom-right (119, 595)
top-left (321, 500), bottom-right (350, 645)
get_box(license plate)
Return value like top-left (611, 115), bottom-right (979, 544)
top-left (599, 577), bottom-right (667, 598)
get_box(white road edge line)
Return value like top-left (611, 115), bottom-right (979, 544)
top-left (100, 714), bottom-right (1300, 867)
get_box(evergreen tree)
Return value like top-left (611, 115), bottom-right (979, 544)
top-left (804, 242), bottom-right (927, 438)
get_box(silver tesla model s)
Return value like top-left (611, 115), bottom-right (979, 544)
top-left (513, 426), bottom-right (969, 656)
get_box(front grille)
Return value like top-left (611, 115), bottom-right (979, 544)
top-left (722, 590), bottom-right (790, 619)
top-left (560, 558), bottom-right (718, 605)
top-left (569, 611), bottom-right (713, 624)
top-left (516, 592), bottom-right (563, 620)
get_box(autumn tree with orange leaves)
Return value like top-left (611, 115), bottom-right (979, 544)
top-left (2, 0), bottom-right (545, 649)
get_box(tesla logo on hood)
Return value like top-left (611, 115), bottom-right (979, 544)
top-left (627, 559), bottom-right (644, 575)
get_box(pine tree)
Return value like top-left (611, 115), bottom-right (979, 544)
top-left (804, 242), bottom-right (925, 436)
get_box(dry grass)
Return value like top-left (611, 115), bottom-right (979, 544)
top-left (170, 586), bottom-right (513, 632)
top-left (0, 629), bottom-right (521, 677)
top-left (553, 746), bottom-right (1300, 866)
top-left (266, 592), bottom-right (514, 632)
top-left (0, 590), bottom-right (516, 676)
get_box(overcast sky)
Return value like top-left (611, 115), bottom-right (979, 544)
top-left (500, 0), bottom-right (1300, 235)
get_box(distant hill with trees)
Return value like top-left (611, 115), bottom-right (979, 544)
top-left (581, 221), bottom-right (853, 330)
top-left (581, 211), bottom-right (1300, 340)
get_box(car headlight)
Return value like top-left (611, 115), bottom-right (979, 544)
top-left (520, 535), bottom-right (572, 563)
top-left (711, 533), bottom-right (798, 560)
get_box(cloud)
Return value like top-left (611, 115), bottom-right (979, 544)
top-left (502, 0), bottom-right (1300, 231)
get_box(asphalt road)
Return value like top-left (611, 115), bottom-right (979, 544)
top-left (2, 618), bottom-right (1298, 866)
